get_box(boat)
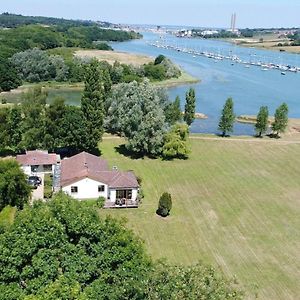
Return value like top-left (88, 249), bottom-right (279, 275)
top-left (281, 72), bottom-right (286, 75)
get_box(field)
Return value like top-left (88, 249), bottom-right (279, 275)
top-left (75, 49), bottom-right (153, 66)
top-left (99, 136), bottom-right (300, 299)
top-left (229, 34), bottom-right (300, 54)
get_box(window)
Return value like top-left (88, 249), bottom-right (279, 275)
top-left (44, 164), bottom-right (52, 172)
top-left (71, 186), bottom-right (78, 193)
top-left (98, 185), bottom-right (105, 192)
top-left (31, 165), bottom-right (38, 173)
top-left (116, 189), bottom-right (132, 199)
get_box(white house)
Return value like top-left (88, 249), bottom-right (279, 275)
top-left (60, 152), bottom-right (139, 208)
top-left (16, 150), bottom-right (60, 176)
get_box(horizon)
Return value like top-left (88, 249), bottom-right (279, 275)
top-left (1, 0), bottom-right (299, 29)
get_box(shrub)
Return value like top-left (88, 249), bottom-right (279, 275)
top-left (44, 174), bottom-right (53, 199)
top-left (156, 192), bottom-right (172, 217)
top-left (1, 98), bottom-right (7, 104)
top-left (154, 54), bottom-right (166, 65)
top-left (97, 196), bottom-right (106, 208)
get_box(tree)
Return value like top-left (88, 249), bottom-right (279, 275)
top-left (156, 192), bottom-right (172, 217)
top-left (146, 262), bottom-right (243, 300)
top-left (255, 106), bottom-right (269, 137)
top-left (184, 88), bottom-right (196, 126)
top-left (165, 95), bottom-right (182, 125)
top-left (272, 103), bottom-right (289, 137)
top-left (0, 159), bottom-right (31, 211)
top-left (218, 97), bottom-right (235, 137)
top-left (154, 54), bottom-right (166, 65)
top-left (0, 193), bottom-right (151, 299)
top-left (81, 59), bottom-right (105, 151)
top-left (0, 194), bottom-right (243, 299)
top-left (11, 49), bottom-right (68, 83)
top-left (6, 105), bottom-right (23, 151)
top-left (61, 106), bottom-right (89, 152)
top-left (106, 80), bottom-right (168, 156)
top-left (43, 97), bottom-right (68, 150)
top-left (19, 86), bottom-right (47, 150)
top-left (162, 123), bottom-right (190, 159)
top-left (0, 58), bottom-right (21, 92)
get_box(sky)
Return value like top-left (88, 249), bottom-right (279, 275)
top-left (1, 0), bottom-right (300, 28)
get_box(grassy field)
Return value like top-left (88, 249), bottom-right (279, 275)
top-left (0, 206), bottom-right (17, 231)
top-left (99, 136), bottom-right (300, 299)
top-left (229, 33), bottom-right (300, 54)
top-left (75, 49), bottom-right (153, 66)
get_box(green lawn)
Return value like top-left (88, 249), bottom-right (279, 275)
top-left (99, 137), bottom-right (300, 300)
top-left (0, 206), bottom-right (17, 231)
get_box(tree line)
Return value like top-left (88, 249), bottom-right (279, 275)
top-left (218, 98), bottom-right (289, 137)
top-left (0, 23), bottom-right (141, 91)
top-left (0, 12), bottom-right (110, 28)
top-left (0, 59), bottom-right (196, 159)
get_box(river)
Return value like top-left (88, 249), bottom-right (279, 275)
top-left (111, 31), bottom-right (300, 135)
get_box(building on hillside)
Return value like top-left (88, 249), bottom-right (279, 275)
top-left (60, 152), bottom-right (139, 208)
top-left (16, 150), bottom-right (60, 176)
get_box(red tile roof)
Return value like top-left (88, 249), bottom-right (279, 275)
top-left (16, 150), bottom-right (58, 166)
top-left (60, 152), bottom-right (138, 189)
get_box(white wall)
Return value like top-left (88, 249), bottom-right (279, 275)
top-left (62, 178), bottom-right (108, 199)
top-left (109, 188), bottom-right (138, 202)
top-left (22, 164), bottom-right (55, 176)
top-left (22, 165), bottom-right (31, 176)
top-left (109, 190), bottom-right (116, 202)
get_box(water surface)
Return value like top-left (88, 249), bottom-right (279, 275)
top-left (112, 32), bottom-right (300, 135)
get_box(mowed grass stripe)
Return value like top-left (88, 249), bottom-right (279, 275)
top-left (100, 137), bottom-right (300, 299)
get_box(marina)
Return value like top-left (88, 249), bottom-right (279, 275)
top-left (112, 31), bottom-right (300, 135)
top-left (148, 40), bottom-right (300, 74)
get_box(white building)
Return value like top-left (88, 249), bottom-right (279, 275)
top-left (16, 150), bottom-right (60, 176)
top-left (60, 152), bottom-right (139, 208)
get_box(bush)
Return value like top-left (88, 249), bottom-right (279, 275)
top-left (156, 192), bottom-right (172, 217)
top-left (96, 196), bottom-right (106, 208)
top-left (154, 54), bottom-right (166, 65)
top-left (1, 98), bottom-right (7, 104)
top-left (44, 174), bottom-right (53, 199)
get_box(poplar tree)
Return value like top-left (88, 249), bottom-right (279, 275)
top-left (272, 103), bottom-right (289, 137)
top-left (218, 97), bottom-right (235, 137)
top-left (184, 88), bottom-right (196, 126)
top-left (81, 59), bottom-right (105, 151)
top-left (165, 95), bottom-right (182, 125)
top-left (255, 106), bottom-right (269, 137)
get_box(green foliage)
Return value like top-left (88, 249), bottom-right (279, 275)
top-left (255, 106), bottom-right (269, 137)
top-left (144, 62), bottom-right (166, 81)
top-left (218, 97), bottom-right (235, 137)
top-left (96, 196), bottom-right (106, 208)
top-left (81, 59), bottom-right (105, 151)
top-left (154, 54), bottom-right (166, 65)
top-left (184, 87), bottom-right (196, 126)
top-left (106, 80), bottom-right (167, 156)
top-left (272, 103), bottom-right (289, 137)
top-left (157, 192), bottom-right (172, 217)
top-left (19, 87), bottom-right (47, 150)
top-left (165, 95), bottom-right (182, 125)
top-left (147, 262), bottom-right (243, 299)
top-left (0, 205), bottom-right (16, 233)
top-left (0, 193), bottom-right (151, 299)
top-left (6, 105), bottom-right (23, 151)
top-left (0, 159), bottom-right (31, 211)
top-left (44, 174), bottom-right (53, 199)
top-left (0, 57), bottom-right (21, 92)
top-left (162, 123), bottom-right (190, 159)
top-left (11, 49), bottom-right (69, 82)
